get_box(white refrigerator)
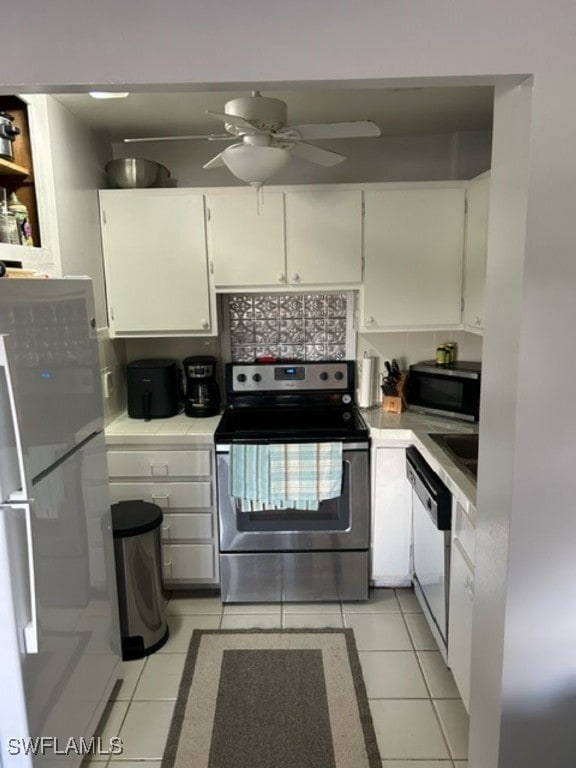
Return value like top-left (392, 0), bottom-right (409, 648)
top-left (0, 279), bottom-right (120, 767)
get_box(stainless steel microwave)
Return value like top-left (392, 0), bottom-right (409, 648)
top-left (407, 360), bottom-right (481, 422)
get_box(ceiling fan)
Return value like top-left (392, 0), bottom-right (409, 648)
top-left (124, 91), bottom-right (381, 186)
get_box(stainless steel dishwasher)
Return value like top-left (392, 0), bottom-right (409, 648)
top-left (406, 446), bottom-right (452, 661)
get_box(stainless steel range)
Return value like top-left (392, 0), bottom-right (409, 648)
top-left (214, 361), bottom-right (370, 603)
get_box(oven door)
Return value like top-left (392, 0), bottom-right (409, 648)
top-left (216, 443), bottom-right (369, 552)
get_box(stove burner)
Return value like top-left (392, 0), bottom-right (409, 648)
top-left (215, 360), bottom-right (369, 444)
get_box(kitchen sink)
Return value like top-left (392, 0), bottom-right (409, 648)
top-left (428, 432), bottom-right (479, 482)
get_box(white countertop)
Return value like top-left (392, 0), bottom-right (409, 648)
top-left (362, 406), bottom-right (478, 512)
top-left (105, 406), bottom-right (478, 510)
top-left (105, 411), bottom-right (221, 445)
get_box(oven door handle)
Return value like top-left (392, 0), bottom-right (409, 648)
top-left (215, 442), bottom-right (369, 453)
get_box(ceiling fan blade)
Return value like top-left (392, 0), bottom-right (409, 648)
top-left (206, 110), bottom-right (260, 134)
top-left (289, 142), bottom-right (346, 167)
top-left (123, 134), bottom-right (232, 143)
top-left (278, 120), bottom-right (381, 141)
top-left (203, 143), bottom-right (242, 169)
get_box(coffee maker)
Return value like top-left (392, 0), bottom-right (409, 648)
top-left (183, 356), bottom-right (220, 417)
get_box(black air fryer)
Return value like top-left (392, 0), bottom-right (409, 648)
top-left (127, 359), bottom-right (179, 420)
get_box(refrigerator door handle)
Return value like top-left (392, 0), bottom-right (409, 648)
top-left (22, 502), bottom-right (39, 654)
top-left (0, 335), bottom-right (29, 502)
top-left (0, 502), bottom-right (39, 654)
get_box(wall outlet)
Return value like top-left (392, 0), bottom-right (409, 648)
top-left (102, 368), bottom-right (114, 399)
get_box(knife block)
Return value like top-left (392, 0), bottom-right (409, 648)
top-left (382, 373), bottom-right (408, 414)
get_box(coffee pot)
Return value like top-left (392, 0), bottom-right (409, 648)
top-left (183, 356), bottom-right (220, 417)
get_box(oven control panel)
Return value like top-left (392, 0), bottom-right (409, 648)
top-left (229, 362), bottom-right (350, 391)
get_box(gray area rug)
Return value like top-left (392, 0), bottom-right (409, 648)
top-left (161, 628), bottom-right (381, 768)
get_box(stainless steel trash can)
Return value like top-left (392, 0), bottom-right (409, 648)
top-left (111, 500), bottom-right (169, 660)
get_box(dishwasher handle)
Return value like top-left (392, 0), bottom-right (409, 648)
top-left (406, 446), bottom-right (452, 530)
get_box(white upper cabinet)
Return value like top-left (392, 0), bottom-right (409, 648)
top-left (463, 172), bottom-right (490, 332)
top-left (362, 187), bottom-right (465, 330)
top-left (206, 191), bottom-right (286, 287)
top-left (100, 190), bottom-right (214, 337)
top-left (284, 189), bottom-right (363, 285)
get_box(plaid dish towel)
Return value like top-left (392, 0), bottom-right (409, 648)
top-left (230, 443), bottom-right (343, 511)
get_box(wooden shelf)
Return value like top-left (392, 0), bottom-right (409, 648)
top-left (0, 157), bottom-right (31, 177)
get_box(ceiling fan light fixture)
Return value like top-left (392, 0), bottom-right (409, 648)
top-left (89, 91), bottom-right (130, 99)
top-left (222, 144), bottom-right (290, 186)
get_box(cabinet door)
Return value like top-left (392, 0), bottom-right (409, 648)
top-left (162, 543), bottom-right (216, 582)
top-left (363, 188), bottom-right (465, 329)
top-left (448, 539), bottom-right (474, 712)
top-left (463, 173), bottom-right (490, 331)
top-left (285, 190), bottom-right (362, 285)
top-left (371, 447), bottom-right (413, 585)
top-left (100, 190), bottom-right (212, 335)
top-left (206, 192), bottom-right (285, 286)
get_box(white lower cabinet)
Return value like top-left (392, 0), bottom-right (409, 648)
top-left (448, 500), bottom-right (476, 712)
top-left (162, 544), bottom-right (216, 582)
top-left (371, 446), bottom-right (413, 586)
top-left (107, 443), bottom-right (219, 586)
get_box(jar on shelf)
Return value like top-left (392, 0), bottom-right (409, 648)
top-left (435, 345), bottom-right (448, 366)
top-left (0, 187), bottom-right (20, 245)
top-left (445, 342), bottom-right (457, 365)
top-left (8, 192), bottom-right (33, 246)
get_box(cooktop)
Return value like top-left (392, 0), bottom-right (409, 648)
top-left (214, 406), bottom-right (369, 443)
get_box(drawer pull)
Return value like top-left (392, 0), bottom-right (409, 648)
top-left (162, 560), bottom-right (173, 578)
top-left (150, 463), bottom-right (169, 477)
top-left (161, 524), bottom-right (171, 539)
top-left (152, 493), bottom-right (170, 508)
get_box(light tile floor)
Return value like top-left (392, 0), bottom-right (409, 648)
top-left (91, 588), bottom-right (468, 768)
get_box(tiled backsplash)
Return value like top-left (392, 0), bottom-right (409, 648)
top-left (227, 293), bottom-right (349, 362)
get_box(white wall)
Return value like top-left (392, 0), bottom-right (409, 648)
top-left (112, 130), bottom-right (492, 186)
top-left (2, 4), bottom-right (576, 767)
top-left (42, 97), bottom-right (111, 328)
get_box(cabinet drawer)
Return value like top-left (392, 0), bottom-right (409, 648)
top-left (160, 512), bottom-right (214, 541)
top-left (453, 500), bottom-right (475, 566)
top-left (109, 481), bottom-right (212, 510)
top-left (448, 538), bottom-right (474, 711)
top-left (107, 450), bottom-right (211, 478)
top-left (162, 544), bottom-right (216, 581)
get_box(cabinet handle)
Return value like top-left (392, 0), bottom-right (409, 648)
top-left (365, 316), bottom-right (374, 326)
top-left (475, 316), bottom-right (482, 326)
top-left (152, 493), bottom-right (170, 508)
top-left (291, 273), bottom-right (300, 283)
top-left (162, 560), bottom-right (173, 578)
top-left (150, 463), bottom-right (168, 477)
top-left (201, 319), bottom-right (210, 330)
top-left (278, 272), bottom-right (286, 283)
top-left (161, 524), bottom-right (171, 539)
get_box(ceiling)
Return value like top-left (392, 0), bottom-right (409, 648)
top-left (54, 86), bottom-right (494, 142)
